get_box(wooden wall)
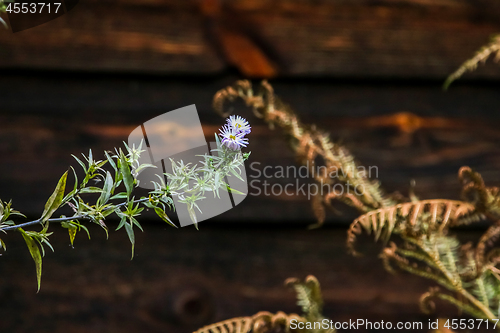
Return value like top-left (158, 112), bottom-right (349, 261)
top-left (0, 0), bottom-right (499, 332)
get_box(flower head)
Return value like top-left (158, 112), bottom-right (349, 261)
top-left (219, 124), bottom-right (248, 150)
top-left (227, 115), bottom-right (251, 135)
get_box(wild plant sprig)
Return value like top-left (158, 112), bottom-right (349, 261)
top-left (0, 117), bottom-right (251, 290)
top-left (160, 116), bottom-right (251, 227)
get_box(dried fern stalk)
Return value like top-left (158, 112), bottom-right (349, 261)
top-left (444, 34), bottom-right (500, 89)
top-left (213, 80), bottom-right (397, 228)
top-left (213, 81), bottom-right (500, 325)
top-left (193, 276), bottom-right (334, 333)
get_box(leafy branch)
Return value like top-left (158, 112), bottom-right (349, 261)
top-left (0, 120), bottom-right (251, 291)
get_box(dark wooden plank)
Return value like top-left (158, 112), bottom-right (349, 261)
top-left (0, 2), bottom-right (224, 73)
top-left (0, 225), bottom-right (482, 333)
top-left (1, 1), bottom-right (500, 78)
top-left (231, 1), bottom-right (500, 78)
top-left (0, 74), bottom-right (499, 224)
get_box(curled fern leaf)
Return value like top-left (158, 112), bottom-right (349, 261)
top-left (285, 275), bottom-right (323, 322)
top-left (347, 199), bottom-right (478, 255)
top-left (193, 315), bottom-right (254, 333)
top-left (419, 287), bottom-right (439, 314)
top-left (193, 311), bottom-right (305, 333)
top-left (459, 166), bottom-right (500, 217)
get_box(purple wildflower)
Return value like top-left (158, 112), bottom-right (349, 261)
top-left (227, 115), bottom-right (251, 135)
top-left (219, 124), bottom-right (248, 150)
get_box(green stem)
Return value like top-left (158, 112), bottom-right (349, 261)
top-left (1, 198), bottom-right (150, 232)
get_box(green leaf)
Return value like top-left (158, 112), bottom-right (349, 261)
top-left (98, 220), bottom-right (109, 239)
top-left (187, 206), bottom-right (199, 230)
top-left (120, 151), bottom-right (134, 199)
top-left (224, 185), bottom-right (245, 195)
top-left (62, 166), bottom-right (78, 205)
top-left (110, 192), bottom-right (128, 200)
top-left (101, 206), bottom-right (115, 217)
top-left (41, 171), bottom-right (68, 223)
top-left (124, 222), bottom-right (135, 260)
top-left (79, 187), bottom-right (103, 194)
top-left (61, 221), bottom-right (79, 247)
top-left (19, 229), bottom-right (43, 292)
top-left (98, 172), bottom-right (113, 206)
top-left (214, 133), bottom-right (221, 149)
top-left (96, 159), bottom-right (108, 169)
top-left (40, 237), bottom-right (54, 254)
top-left (135, 163), bottom-right (156, 174)
top-left (229, 168), bottom-right (244, 182)
top-left (72, 155), bottom-right (87, 173)
top-left (143, 199), bottom-right (156, 209)
top-left (70, 166), bottom-right (78, 193)
top-left (116, 216), bottom-right (126, 231)
top-left (154, 208), bottom-right (177, 228)
top-left (79, 224), bottom-right (91, 239)
top-left (67, 225), bottom-right (77, 247)
top-left (130, 217), bottom-right (144, 232)
top-left (0, 237), bottom-right (6, 251)
top-left (104, 151), bottom-right (117, 172)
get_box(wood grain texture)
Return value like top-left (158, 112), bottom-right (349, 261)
top-left (0, 225), bottom-right (485, 333)
top-left (1, 0), bottom-right (500, 78)
top-left (2, 2), bottom-right (500, 330)
top-left (0, 74), bottom-right (499, 224)
top-left (0, 2), bottom-right (224, 73)
top-left (232, 1), bottom-right (500, 78)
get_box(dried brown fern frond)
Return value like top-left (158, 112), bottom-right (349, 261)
top-left (347, 199), bottom-right (480, 256)
top-left (349, 167), bottom-right (500, 321)
top-left (193, 276), bottom-right (334, 333)
top-left (444, 34), bottom-right (500, 89)
top-left (458, 167), bottom-right (500, 277)
top-left (212, 80), bottom-right (500, 325)
top-left (193, 311), bottom-right (305, 333)
top-left (459, 166), bottom-right (500, 217)
top-left (213, 80), bottom-right (397, 228)
top-left (475, 220), bottom-right (500, 275)
top-left (193, 315), bottom-right (255, 333)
